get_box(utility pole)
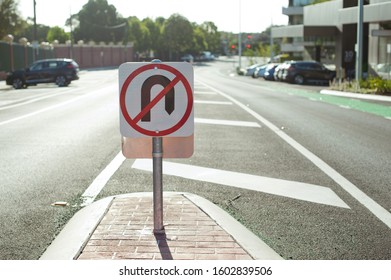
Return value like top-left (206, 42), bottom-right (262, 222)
top-left (270, 19), bottom-right (274, 62)
top-left (355, 0), bottom-right (364, 81)
top-left (33, 0), bottom-right (38, 61)
top-left (238, 0), bottom-right (242, 71)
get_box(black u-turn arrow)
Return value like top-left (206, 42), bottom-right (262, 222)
top-left (141, 75), bottom-right (175, 122)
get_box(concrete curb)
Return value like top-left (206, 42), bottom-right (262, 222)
top-left (320, 89), bottom-right (391, 102)
top-left (183, 193), bottom-right (283, 260)
top-left (40, 196), bottom-right (114, 260)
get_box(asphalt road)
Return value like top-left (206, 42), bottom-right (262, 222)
top-left (0, 60), bottom-right (390, 260)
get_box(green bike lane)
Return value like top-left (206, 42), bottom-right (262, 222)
top-left (272, 85), bottom-right (391, 119)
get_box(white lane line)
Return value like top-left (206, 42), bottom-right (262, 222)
top-left (195, 118), bottom-right (261, 127)
top-left (81, 152), bottom-right (125, 206)
top-left (195, 100), bottom-right (232, 105)
top-left (132, 159), bottom-right (350, 209)
top-left (0, 84), bottom-right (116, 127)
top-left (197, 80), bottom-right (391, 229)
top-left (195, 91), bottom-right (217, 95)
top-left (0, 88), bottom-right (78, 111)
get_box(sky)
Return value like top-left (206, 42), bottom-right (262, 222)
top-left (18, 0), bottom-right (288, 33)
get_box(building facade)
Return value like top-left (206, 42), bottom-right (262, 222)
top-left (272, 0), bottom-right (391, 79)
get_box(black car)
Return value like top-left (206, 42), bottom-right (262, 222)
top-left (6, 58), bottom-right (79, 89)
top-left (281, 61), bottom-right (336, 85)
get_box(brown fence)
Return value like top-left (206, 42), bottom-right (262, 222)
top-left (0, 42), bottom-right (54, 78)
top-left (0, 41), bottom-right (134, 80)
top-left (53, 43), bottom-right (134, 69)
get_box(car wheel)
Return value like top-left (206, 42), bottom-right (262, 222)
top-left (294, 75), bottom-right (304, 85)
top-left (12, 78), bottom-right (25, 89)
top-left (55, 75), bottom-right (68, 87)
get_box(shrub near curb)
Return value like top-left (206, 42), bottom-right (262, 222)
top-left (330, 77), bottom-right (391, 95)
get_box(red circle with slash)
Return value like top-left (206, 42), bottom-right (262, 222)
top-left (120, 63), bottom-right (193, 137)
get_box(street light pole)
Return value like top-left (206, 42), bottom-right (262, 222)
top-left (355, 0), bottom-right (364, 81)
top-left (238, 0), bottom-right (242, 71)
top-left (33, 0), bottom-right (37, 60)
top-left (270, 18), bottom-right (274, 62)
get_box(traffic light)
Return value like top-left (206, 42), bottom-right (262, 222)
top-left (246, 44), bottom-right (251, 49)
top-left (231, 44), bottom-right (236, 49)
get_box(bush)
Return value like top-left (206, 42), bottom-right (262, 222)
top-left (330, 76), bottom-right (391, 95)
top-left (360, 77), bottom-right (391, 94)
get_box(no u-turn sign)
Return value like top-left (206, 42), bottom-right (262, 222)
top-left (119, 62), bottom-right (194, 138)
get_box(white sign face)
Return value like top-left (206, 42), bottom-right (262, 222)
top-left (119, 62), bottom-right (194, 138)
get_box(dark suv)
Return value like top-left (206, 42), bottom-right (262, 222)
top-left (6, 58), bottom-right (79, 89)
top-left (281, 61), bottom-right (335, 85)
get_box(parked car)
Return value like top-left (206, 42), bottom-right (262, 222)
top-left (281, 61), bottom-right (336, 85)
top-left (244, 63), bottom-right (264, 76)
top-left (273, 61), bottom-right (291, 81)
top-left (195, 51), bottom-right (215, 62)
top-left (6, 58), bottom-right (79, 89)
top-left (252, 64), bottom-right (268, 78)
top-left (263, 63), bottom-right (280, 80)
top-left (180, 54), bottom-right (194, 63)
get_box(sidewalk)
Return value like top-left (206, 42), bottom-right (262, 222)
top-left (40, 192), bottom-right (283, 260)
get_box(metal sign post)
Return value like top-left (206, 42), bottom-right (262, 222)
top-left (119, 60), bottom-right (194, 236)
top-left (152, 136), bottom-right (164, 234)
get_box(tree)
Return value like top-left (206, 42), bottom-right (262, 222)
top-left (73, 0), bottom-right (127, 43)
top-left (128, 17), bottom-right (151, 57)
top-left (0, 0), bottom-right (23, 38)
top-left (47, 26), bottom-right (69, 43)
top-left (162, 14), bottom-right (194, 60)
top-left (199, 21), bottom-right (221, 54)
top-left (17, 23), bottom-right (50, 43)
top-left (142, 17), bottom-right (162, 57)
top-left (192, 26), bottom-right (207, 55)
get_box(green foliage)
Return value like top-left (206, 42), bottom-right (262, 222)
top-left (359, 77), bottom-right (391, 94)
top-left (0, 0), bottom-right (24, 39)
top-left (6, 0), bottom-right (269, 61)
top-left (47, 26), bottom-right (69, 43)
top-left (126, 14), bottom-right (222, 61)
top-left (163, 14), bottom-right (194, 60)
top-left (73, 0), bottom-right (127, 43)
top-left (17, 24), bottom-right (51, 43)
top-left (330, 76), bottom-right (391, 95)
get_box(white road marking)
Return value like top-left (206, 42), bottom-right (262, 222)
top-left (197, 80), bottom-right (391, 229)
top-left (0, 88), bottom-right (78, 111)
top-left (195, 100), bottom-right (232, 105)
top-left (132, 159), bottom-right (350, 209)
top-left (0, 85), bottom-right (116, 127)
top-left (195, 91), bottom-right (217, 95)
top-left (81, 152), bottom-right (125, 206)
top-left (195, 118), bottom-right (261, 127)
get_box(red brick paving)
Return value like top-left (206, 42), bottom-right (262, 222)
top-left (77, 194), bottom-right (253, 260)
